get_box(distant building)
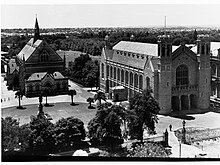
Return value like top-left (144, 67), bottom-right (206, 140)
top-left (6, 18), bottom-right (68, 97)
top-left (100, 34), bottom-right (219, 114)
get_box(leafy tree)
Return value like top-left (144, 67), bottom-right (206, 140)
top-left (128, 89), bottom-right (160, 141)
top-left (68, 89), bottom-right (77, 106)
top-left (94, 91), bottom-right (106, 105)
top-left (87, 97), bottom-right (94, 109)
top-left (1, 117), bottom-right (31, 154)
top-left (28, 116), bottom-right (55, 154)
top-left (53, 117), bottom-right (86, 149)
top-left (15, 90), bottom-right (24, 109)
top-left (127, 142), bottom-right (171, 157)
top-left (87, 102), bottom-right (134, 148)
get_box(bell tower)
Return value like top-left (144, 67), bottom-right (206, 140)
top-left (197, 34), bottom-right (211, 109)
top-left (158, 35), bottom-right (172, 114)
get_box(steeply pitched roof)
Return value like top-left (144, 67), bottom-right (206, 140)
top-left (27, 72), bottom-right (47, 81)
top-left (8, 58), bottom-right (19, 74)
top-left (27, 71), bottom-right (65, 81)
top-left (53, 72), bottom-right (65, 79)
top-left (17, 38), bottom-right (43, 62)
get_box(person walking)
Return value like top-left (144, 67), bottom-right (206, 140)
top-left (169, 124), bottom-right (172, 131)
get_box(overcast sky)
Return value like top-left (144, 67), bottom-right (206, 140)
top-left (1, 3), bottom-right (220, 28)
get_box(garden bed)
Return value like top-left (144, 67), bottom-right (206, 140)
top-left (174, 127), bottom-right (220, 144)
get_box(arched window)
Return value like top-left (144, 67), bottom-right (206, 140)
top-left (29, 85), bottom-right (33, 92)
top-left (125, 71), bottom-right (128, 84)
top-left (101, 63), bottom-right (104, 78)
top-left (176, 64), bottom-right (188, 86)
top-left (107, 65), bottom-right (109, 77)
top-left (201, 45), bottom-right (205, 55)
top-left (110, 66), bottom-right (113, 78)
top-left (41, 50), bottom-right (49, 62)
top-left (134, 73), bottom-right (138, 87)
top-left (139, 75), bottom-right (143, 90)
top-left (114, 67), bottom-right (116, 79)
top-left (146, 77), bottom-right (150, 88)
top-left (121, 69), bottom-right (124, 83)
top-left (57, 82), bottom-right (60, 90)
top-left (130, 72), bottom-right (133, 85)
top-left (35, 83), bottom-right (40, 91)
top-left (117, 68), bottom-right (120, 81)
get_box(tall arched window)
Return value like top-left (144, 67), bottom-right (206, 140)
top-left (107, 65), bottom-right (109, 77)
top-left (130, 72), bottom-right (133, 85)
top-left (117, 68), bottom-right (120, 81)
top-left (114, 67), bottom-right (116, 79)
top-left (125, 71), bottom-right (128, 84)
top-left (176, 64), bottom-right (188, 86)
top-left (139, 75), bottom-right (143, 90)
top-left (146, 77), bottom-right (150, 88)
top-left (134, 73), bottom-right (138, 87)
top-left (101, 63), bottom-right (104, 78)
top-left (121, 69), bottom-right (124, 83)
top-left (110, 66), bottom-right (113, 78)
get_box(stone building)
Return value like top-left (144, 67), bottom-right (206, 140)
top-left (100, 34), bottom-right (215, 114)
top-left (6, 18), bottom-right (68, 97)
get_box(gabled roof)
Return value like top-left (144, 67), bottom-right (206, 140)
top-left (8, 58), bottom-right (19, 74)
top-left (172, 45), bottom-right (197, 61)
top-left (27, 72), bottom-right (47, 81)
top-left (17, 38), bottom-right (43, 62)
top-left (150, 57), bottom-right (160, 71)
top-left (53, 72), bottom-right (65, 79)
top-left (113, 41), bottom-right (158, 56)
top-left (27, 71), bottom-right (65, 81)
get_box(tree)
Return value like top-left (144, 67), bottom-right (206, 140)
top-left (193, 29), bottom-right (198, 41)
top-left (128, 89), bottom-right (160, 141)
top-left (15, 90), bottom-right (24, 109)
top-left (68, 89), bottom-right (77, 106)
top-left (127, 142), bottom-right (171, 157)
top-left (42, 85), bottom-right (52, 107)
top-left (1, 117), bottom-right (31, 154)
top-left (94, 91), bottom-right (106, 105)
top-left (87, 102), bottom-right (134, 148)
top-left (53, 116), bottom-right (86, 149)
top-left (28, 116), bottom-right (55, 154)
top-left (87, 97), bottom-right (94, 109)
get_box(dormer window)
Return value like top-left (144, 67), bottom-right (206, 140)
top-left (137, 55), bottom-right (139, 58)
top-left (124, 52), bottom-right (126, 56)
top-left (132, 53), bottom-right (135, 57)
top-left (128, 53), bottom-right (131, 57)
top-left (120, 52), bottom-right (123, 55)
top-left (141, 55), bottom-right (144, 59)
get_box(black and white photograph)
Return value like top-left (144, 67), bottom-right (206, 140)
top-left (1, 0), bottom-right (220, 162)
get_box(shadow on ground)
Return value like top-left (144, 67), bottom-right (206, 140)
top-left (165, 107), bottom-right (220, 120)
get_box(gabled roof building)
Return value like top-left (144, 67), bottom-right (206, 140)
top-left (100, 34), bottom-right (219, 114)
top-left (6, 18), bottom-right (68, 97)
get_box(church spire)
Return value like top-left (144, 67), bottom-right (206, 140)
top-left (33, 16), bottom-right (40, 43)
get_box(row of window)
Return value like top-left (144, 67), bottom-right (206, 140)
top-left (116, 51), bottom-right (145, 59)
top-left (27, 81), bottom-right (68, 92)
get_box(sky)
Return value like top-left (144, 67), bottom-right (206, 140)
top-left (1, 2), bottom-right (220, 28)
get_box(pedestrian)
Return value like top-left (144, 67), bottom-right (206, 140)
top-left (169, 124), bottom-right (172, 131)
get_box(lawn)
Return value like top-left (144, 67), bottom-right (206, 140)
top-left (1, 102), bottom-right (97, 127)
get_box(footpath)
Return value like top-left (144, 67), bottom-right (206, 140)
top-left (168, 129), bottom-right (204, 158)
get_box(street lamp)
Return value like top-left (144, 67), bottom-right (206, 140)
top-left (182, 120), bottom-right (186, 144)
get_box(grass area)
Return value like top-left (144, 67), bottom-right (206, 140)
top-left (1, 102), bottom-right (97, 127)
top-left (174, 127), bottom-right (220, 144)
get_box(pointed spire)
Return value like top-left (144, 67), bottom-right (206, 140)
top-left (33, 15), bottom-right (40, 43)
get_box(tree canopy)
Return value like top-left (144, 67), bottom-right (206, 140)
top-left (128, 89), bottom-right (160, 140)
